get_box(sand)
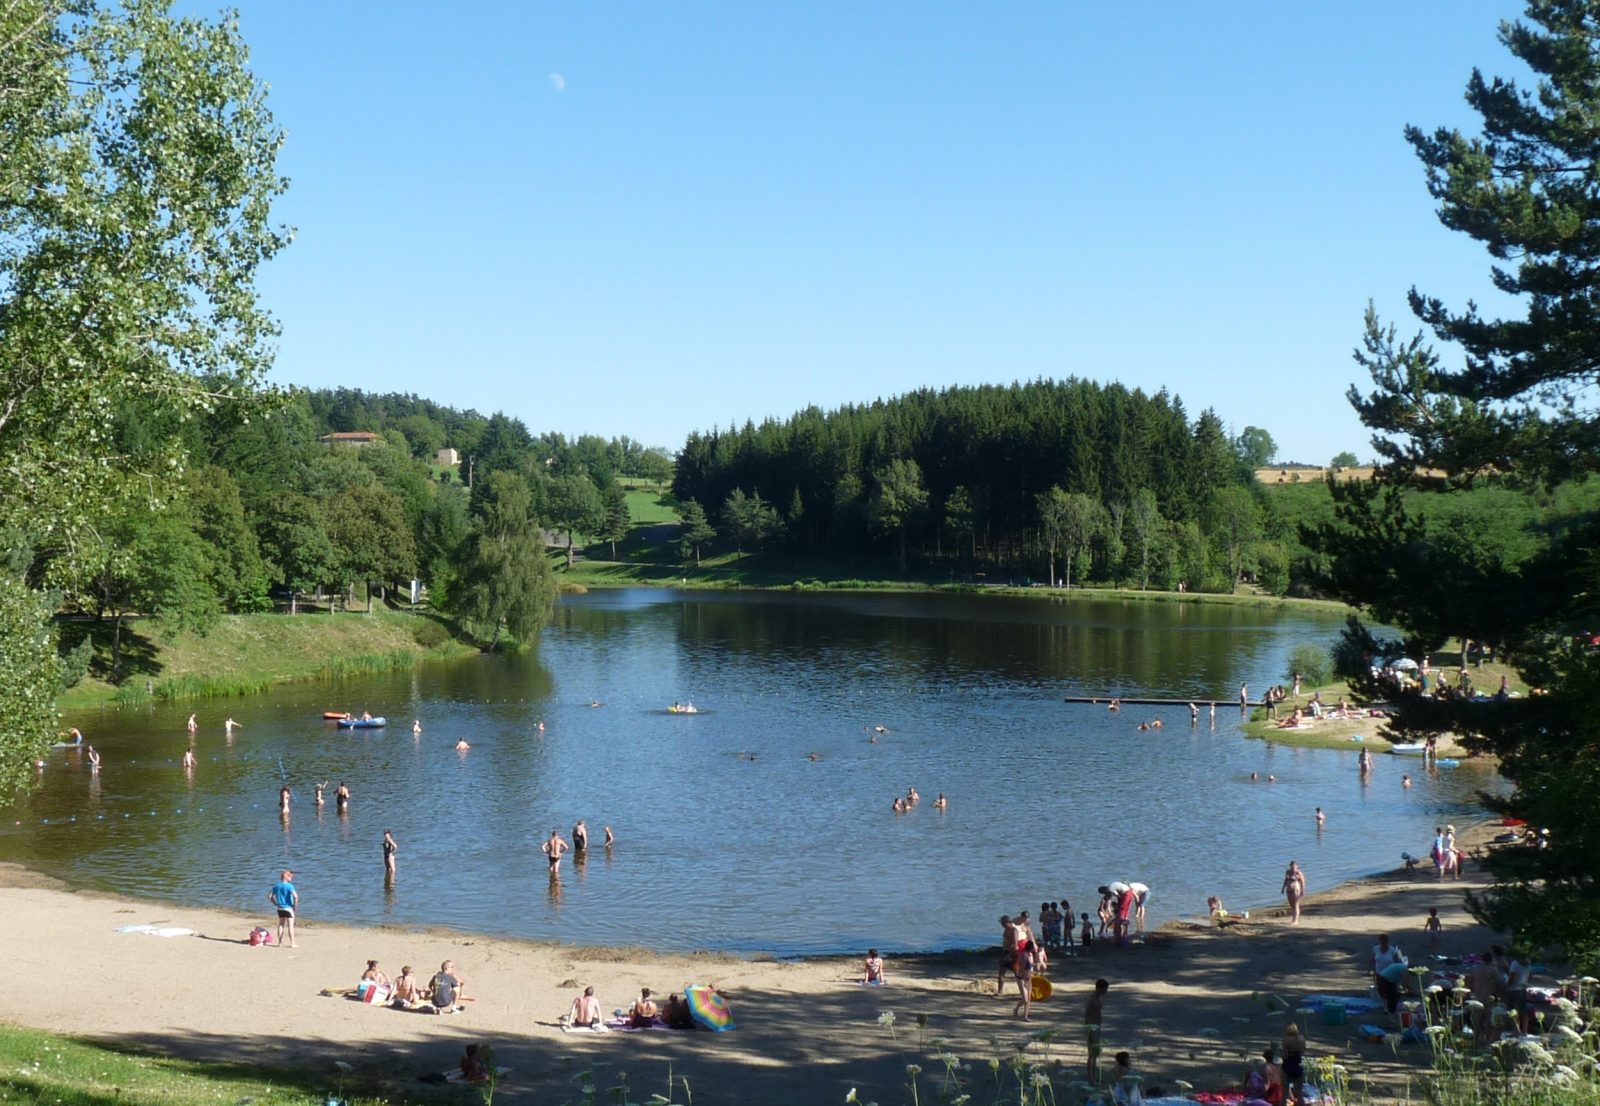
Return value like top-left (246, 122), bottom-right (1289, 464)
top-left (2, 823), bottom-right (1522, 1105)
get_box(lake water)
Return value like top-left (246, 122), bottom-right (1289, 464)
top-left (5, 589), bottom-right (1496, 956)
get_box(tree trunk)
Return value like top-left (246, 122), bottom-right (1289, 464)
top-left (110, 614), bottom-right (123, 681)
top-left (487, 617), bottom-right (503, 653)
top-left (566, 531), bottom-right (576, 568)
top-left (290, 590), bottom-right (298, 615)
top-left (1063, 552), bottom-right (1073, 591)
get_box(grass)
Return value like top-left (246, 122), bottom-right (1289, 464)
top-left (0, 1024), bottom-right (391, 1106)
top-left (1241, 647), bottom-right (1529, 751)
top-left (58, 610), bottom-right (474, 710)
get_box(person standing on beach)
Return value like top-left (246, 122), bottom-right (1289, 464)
top-left (996, 915), bottom-right (1017, 995)
top-left (1281, 860), bottom-right (1306, 924)
top-left (1128, 881), bottom-right (1150, 934)
top-left (269, 870), bottom-right (298, 947)
top-left (383, 831), bottom-right (398, 879)
top-left (542, 828), bottom-right (569, 875)
top-left (1371, 932), bottom-right (1406, 1013)
top-left (1084, 978), bottom-right (1109, 1081)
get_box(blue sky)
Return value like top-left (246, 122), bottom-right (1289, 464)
top-left (235, 2), bottom-right (1522, 465)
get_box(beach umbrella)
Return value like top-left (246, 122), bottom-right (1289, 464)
top-left (684, 985), bottom-right (735, 1032)
top-left (1392, 658), bottom-right (1420, 671)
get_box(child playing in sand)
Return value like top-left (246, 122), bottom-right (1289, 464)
top-left (1424, 906), bottom-right (1442, 949)
top-left (864, 949), bottom-right (885, 985)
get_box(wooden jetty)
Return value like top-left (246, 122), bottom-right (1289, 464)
top-left (1063, 696), bottom-right (1263, 707)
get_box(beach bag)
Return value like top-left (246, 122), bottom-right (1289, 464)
top-left (248, 926), bottom-right (274, 947)
top-left (359, 982), bottom-right (392, 1004)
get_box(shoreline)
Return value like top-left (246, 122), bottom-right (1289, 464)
top-left (0, 821), bottom-right (1513, 1105)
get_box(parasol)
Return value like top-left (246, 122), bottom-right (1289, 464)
top-left (684, 985), bottom-right (735, 1031)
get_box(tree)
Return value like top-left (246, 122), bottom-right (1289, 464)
top-left (1125, 489), bottom-right (1164, 590)
top-left (322, 485), bottom-right (416, 612)
top-left (600, 484), bottom-right (631, 559)
top-left (944, 486), bottom-right (975, 562)
top-left (677, 499), bottom-right (715, 566)
top-left (1039, 490), bottom-right (1103, 590)
top-left (1329, 451), bottom-right (1360, 470)
top-left (1234, 426), bottom-right (1277, 469)
top-left (0, 0), bottom-right (287, 775)
top-left (868, 459), bottom-right (929, 571)
top-left (1314, 0), bottom-right (1600, 969)
top-left (451, 472), bottom-right (556, 651)
top-left (258, 494), bottom-right (338, 613)
top-left (541, 474), bottom-right (604, 568)
top-left (721, 489), bottom-right (780, 554)
top-left (1208, 487), bottom-right (1262, 592)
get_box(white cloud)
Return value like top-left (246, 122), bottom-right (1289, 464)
top-left (549, 73), bottom-right (566, 93)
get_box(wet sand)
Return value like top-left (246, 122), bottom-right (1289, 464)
top-left (1, 823), bottom-right (1516, 1104)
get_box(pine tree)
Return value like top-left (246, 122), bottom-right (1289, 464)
top-left (1317, 0), bottom-right (1600, 969)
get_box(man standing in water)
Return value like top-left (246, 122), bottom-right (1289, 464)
top-left (269, 870), bottom-right (298, 947)
top-left (542, 828), bottom-right (569, 875)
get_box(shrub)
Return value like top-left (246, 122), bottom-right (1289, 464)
top-left (1286, 642), bottom-right (1332, 687)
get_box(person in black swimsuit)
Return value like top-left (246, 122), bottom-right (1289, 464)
top-left (383, 830), bottom-right (398, 878)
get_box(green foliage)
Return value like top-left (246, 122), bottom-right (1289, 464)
top-left (57, 634), bottom-right (93, 691)
top-left (0, 576), bottom-right (60, 793)
top-left (1285, 642), bottom-right (1332, 688)
top-left (541, 472), bottom-right (605, 568)
top-left (600, 483), bottom-right (631, 558)
top-left (452, 472), bottom-right (557, 650)
top-left (1234, 426), bottom-right (1277, 469)
top-left (721, 489), bottom-right (781, 554)
top-left (869, 458), bottom-right (929, 570)
top-left (677, 499), bottom-right (715, 566)
top-left (1315, 0), bottom-right (1600, 952)
top-left (1330, 451), bottom-right (1359, 469)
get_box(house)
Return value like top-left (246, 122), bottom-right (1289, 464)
top-left (318, 431), bottom-right (382, 447)
top-left (436, 447), bottom-right (461, 466)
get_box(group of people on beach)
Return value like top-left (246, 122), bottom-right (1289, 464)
top-left (992, 882), bottom-right (1149, 1021)
top-left (358, 957), bottom-right (470, 1014)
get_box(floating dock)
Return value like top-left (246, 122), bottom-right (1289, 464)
top-left (1063, 696), bottom-right (1263, 707)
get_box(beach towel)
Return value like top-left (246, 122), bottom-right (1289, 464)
top-left (560, 1022), bottom-right (611, 1034)
top-left (1357, 1023), bottom-right (1389, 1042)
top-left (116, 925), bottom-right (197, 938)
top-left (1300, 994), bottom-right (1382, 1015)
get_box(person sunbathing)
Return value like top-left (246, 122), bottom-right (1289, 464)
top-left (1275, 709), bottom-right (1304, 729)
top-left (865, 948), bottom-right (886, 985)
top-left (361, 959), bottom-right (390, 987)
top-left (391, 965), bottom-right (423, 1006)
top-left (663, 992), bottom-right (695, 1029)
top-left (567, 985), bottom-right (602, 1028)
top-left (629, 987), bottom-right (659, 1027)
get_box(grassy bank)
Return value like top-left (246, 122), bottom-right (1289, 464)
top-left (565, 552), bottom-right (1356, 613)
top-left (1241, 648), bottom-right (1527, 751)
top-left (57, 610), bottom-right (475, 711)
top-left (0, 1023), bottom-right (414, 1106)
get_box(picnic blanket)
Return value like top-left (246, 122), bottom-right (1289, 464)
top-left (1299, 993), bottom-right (1383, 1015)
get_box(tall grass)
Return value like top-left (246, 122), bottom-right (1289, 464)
top-left (111, 649), bottom-right (436, 704)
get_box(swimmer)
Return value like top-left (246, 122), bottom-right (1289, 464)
top-left (455, 738), bottom-right (470, 750)
top-left (186, 713), bottom-right (197, 735)
top-left (182, 748), bottom-right (196, 769)
top-left (603, 825), bottom-right (615, 846)
top-left (412, 719), bottom-right (422, 735)
top-left (1315, 806), bottom-right (1325, 826)
top-left (1108, 699), bottom-right (1121, 712)
top-left (873, 725), bottom-right (889, 734)
top-left (335, 781), bottom-right (350, 814)
top-left (1189, 703), bottom-right (1199, 722)
top-left (314, 780), bottom-right (327, 807)
top-left (1250, 772), bottom-right (1260, 781)
top-left (588, 699), bottom-right (603, 708)
top-left (223, 717), bottom-right (240, 735)
top-left (907, 786), bottom-right (919, 806)
top-left (892, 797), bottom-right (905, 813)
top-left (1267, 774), bottom-right (1276, 783)
top-left (86, 745), bottom-right (100, 770)
top-left (278, 784), bottom-right (291, 814)
top-left (1138, 722), bottom-right (1150, 731)
top-left (536, 720), bottom-right (545, 733)
top-left (1403, 774), bottom-right (1413, 788)
top-left (1209, 702), bottom-right (1216, 722)
top-left (808, 752), bottom-right (819, 761)
top-left (1151, 719), bottom-right (1163, 729)
top-left (934, 792), bottom-right (948, 810)
top-left (68, 728), bottom-right (83, 745)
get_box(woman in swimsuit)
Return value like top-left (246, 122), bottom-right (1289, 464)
top-left (1281, 860), bottom-right (1306, 924)
top-left (383, 830), bottom-right (398, 877)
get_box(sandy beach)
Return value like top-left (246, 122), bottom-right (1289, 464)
top-left (4, 825), bottom-right (1517, 1105)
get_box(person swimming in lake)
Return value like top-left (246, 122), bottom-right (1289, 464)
top-left (906, 786), bottom-right (919, 807)
top-left (278, 784), bottom-right (291, 814)
top-left (335, 781), bottom-right (350, 814)
top-left (412, 719), bottom-right (422, 735)
top-left (934, 792), bottom-right (947, 810)
top-left (455, 738), bottom-right (471, 751)
top-left (86, 745), bottom-right (100, 771)
top-left (1403, 774), bottom-right (1412, 788)
top-left (603, 825), bottom-right (615, 846)
top-left (383, 830), bottom-right (398, 877)
top-left (314, 780), bottom-right (327, 807)
top-left (892, 796), bottom-right (906, 813)
top-left (187, 713), bottom-right (197, 734)
top-left (182, 748), bottom-right (196, 769)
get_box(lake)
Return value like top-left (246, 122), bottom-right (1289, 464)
top-left (6, 589), bottom-right (1496, 956)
